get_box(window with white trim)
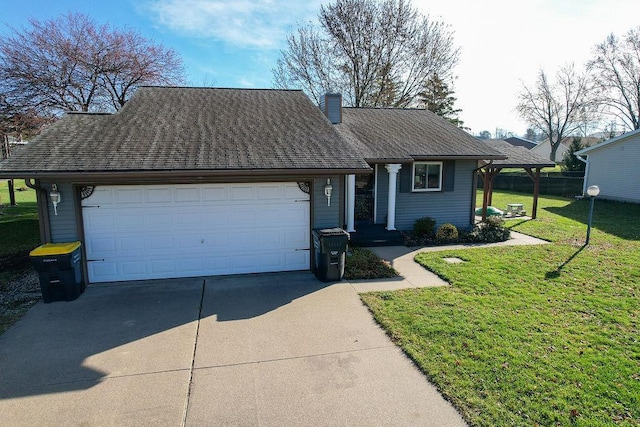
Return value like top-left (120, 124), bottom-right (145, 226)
top-left (412, 161), bottom-right (442, 191)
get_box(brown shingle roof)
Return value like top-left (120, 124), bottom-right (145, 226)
top-left (483, 139), bottom-right (555, 168)
top-left (335, 108), bottom-right (505, 161)
top-left (0, 87), bottom-right (370, 177)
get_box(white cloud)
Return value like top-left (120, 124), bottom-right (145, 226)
top-left (145, 0), bottom-right (320, 49)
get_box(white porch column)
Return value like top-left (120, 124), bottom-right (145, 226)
top-left (346, 174), bottom-right (356, 232)
top-left (385, 164), bottom-right (402, 231)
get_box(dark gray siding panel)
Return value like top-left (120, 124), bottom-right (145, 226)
top-left (41, 181), bottom-right (78, 242)
top-left (374, 161), bottom-right (476, 230)
top-left (395, 160), bottom-right (476, 230)
top-left (313, 175), bottom-right (342, 229)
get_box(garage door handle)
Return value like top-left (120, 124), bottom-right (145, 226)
top-left (82, 205), bottom-right (101, 208)
top-left (294, 199), bottom-right (310, 203)
top-left (87, 259), bottom-right (105, 262)
top-left (295, 248), bottom-right (310, 251)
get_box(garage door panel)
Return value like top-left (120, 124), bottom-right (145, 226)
top-left (230, 186), bottom-right (255, 200)
top-left (202, 187), bottom-right (227, 201)
top-left (115, 188), bottom-right (144, 204)
top-left (82, 182), bottom-right (310, 283)
top-left (258, 185), bottom-right (283, 200)
top-left (146, 187), bottom-right (173, 203)
top-left (83, 211), bottom-right (115, 231)
top-left (139, 211), bottom-right (167, 226)
top-left (85, 237), bottom-right (116, 256)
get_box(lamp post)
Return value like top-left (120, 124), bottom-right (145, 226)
top-left (585, 185), bottom-right (600, 245)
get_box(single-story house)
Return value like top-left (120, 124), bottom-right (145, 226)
top-left (0, 87), bottom-right (503, 284)
top-left (575, 128), bottom-right (640, 203)
top-left (531, 136), bottom-right (600, 162)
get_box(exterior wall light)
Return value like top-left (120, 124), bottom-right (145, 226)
top-left (585, 185), bottom-right (599, 245)
top-left (50, 184), bottom-right (61, 216)
top-left (324, 178), bottom-right (333, 206)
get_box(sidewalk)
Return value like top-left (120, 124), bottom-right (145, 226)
top-left (356, 231), bottom-right (548, 292)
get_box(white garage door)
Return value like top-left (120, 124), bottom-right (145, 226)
top-left (82, 183), bottom-right (310, 283)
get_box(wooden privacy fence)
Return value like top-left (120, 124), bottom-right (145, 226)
top-left (481, 174), bottom-right (584, 197)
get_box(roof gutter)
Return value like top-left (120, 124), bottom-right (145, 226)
top-left (24, 179), bottom-right (51, 243)
top-left (0, 167), bottom-right (373, 181)
top-left (575, 152), bottom-right (589, 195)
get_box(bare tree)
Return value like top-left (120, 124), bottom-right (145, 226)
top-left (0, 13), bottom-right (185, 115)
top-left (516, 65), bottom-right (594, 162)
top-left (273, 0), bottom-right (459, 108)
top-left (588, 27), bottom-right (640, 131)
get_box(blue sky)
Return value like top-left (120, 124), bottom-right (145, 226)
top-left (1, 0), bottom-right (639, 135)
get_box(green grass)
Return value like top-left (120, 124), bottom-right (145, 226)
top-left (345, 246), bottom-right (398, 280)
top-left (0, 180), bottom-right (40, 333)
top-left (361, 191), bottom-right (640, 426)
top-left (0, 180), bottom-right (40, 255)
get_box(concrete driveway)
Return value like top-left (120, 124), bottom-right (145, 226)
top-left (0, 272), bottom-right (466, 426)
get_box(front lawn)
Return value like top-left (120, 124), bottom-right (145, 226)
top-left (361, 191), bottom-right (640, 426)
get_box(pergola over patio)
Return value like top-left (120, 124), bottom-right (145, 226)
top-left (478, 140), bottom-right (556, 220)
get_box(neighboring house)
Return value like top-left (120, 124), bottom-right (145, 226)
top-left (503, 136), bottom-right (537, 150)
top-left (531, 136), bottom-right (600, 162)
top-left (575, 128), bottom-right (640, 203)
top-left (0, 87), bottom-right (503, 284)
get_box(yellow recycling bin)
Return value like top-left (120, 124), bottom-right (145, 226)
top-left (29, 242), bottom-right (84, 303)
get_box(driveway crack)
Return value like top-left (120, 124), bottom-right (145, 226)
top-left (181, 278), bottom-right (206, 427)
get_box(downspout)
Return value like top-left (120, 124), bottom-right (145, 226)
top-left (25, 178), bottom-right (52, 243)
top-left (575, 153), bottom-right (589, 195)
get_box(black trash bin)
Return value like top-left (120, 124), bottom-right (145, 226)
top-left (312, 228), bottom-right (349, 282)
top-left (30, 241), bottom-right (84, 303)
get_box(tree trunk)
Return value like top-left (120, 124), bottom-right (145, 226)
top-left (549, 142), bottom-right (559, 162)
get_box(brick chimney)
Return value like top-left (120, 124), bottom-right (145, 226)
top-left (320, 93), bottom-right (342, 124)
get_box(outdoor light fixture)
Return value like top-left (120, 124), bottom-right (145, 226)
top-left (50, 184), bottom-right (61, 216)
top-left (585, 185), bottom-right (600, 245)
top-left (324, 178), bottom-right (333, 206)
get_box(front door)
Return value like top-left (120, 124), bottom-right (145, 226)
top-left (355, 174), bottom-right (374, 223)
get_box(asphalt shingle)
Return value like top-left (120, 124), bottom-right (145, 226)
top-left (483, 139), bottom-right (556, 167)
top-left (0, 87), bottom-right (371, 176)
top-left (336, 108), bottom-right (505, 161)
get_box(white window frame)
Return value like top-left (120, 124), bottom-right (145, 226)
top-left (412, 161), bottom-right (443, 192)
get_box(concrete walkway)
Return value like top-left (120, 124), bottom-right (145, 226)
top-left (364, 231), bottom-right (548, 290)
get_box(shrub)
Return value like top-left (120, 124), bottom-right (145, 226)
top-left (435, 223), bottom-right (459, 243)
top-left (413, 217), bottom-right (436, 238)
top-left (469, 216), bottom-right (510, 243)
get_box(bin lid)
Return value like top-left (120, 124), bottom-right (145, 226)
top-left (30, 241), bottom-right (81, 256)
top-left (315, 227), bottom-right (349, 237)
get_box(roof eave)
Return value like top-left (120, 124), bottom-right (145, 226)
top-left (0, 167), bottom-right (373, 181)
top-left (365, 154), bottom-right (507, 163)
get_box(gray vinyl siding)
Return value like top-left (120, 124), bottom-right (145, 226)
top-left (41, 181), bottom-right (79, 242)
top-left (374, 160), bottom-right (477, 230)
top-left (585, 135), bottom-right (640, 203)
top-left (313, 175), bottom-right (343, 229)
